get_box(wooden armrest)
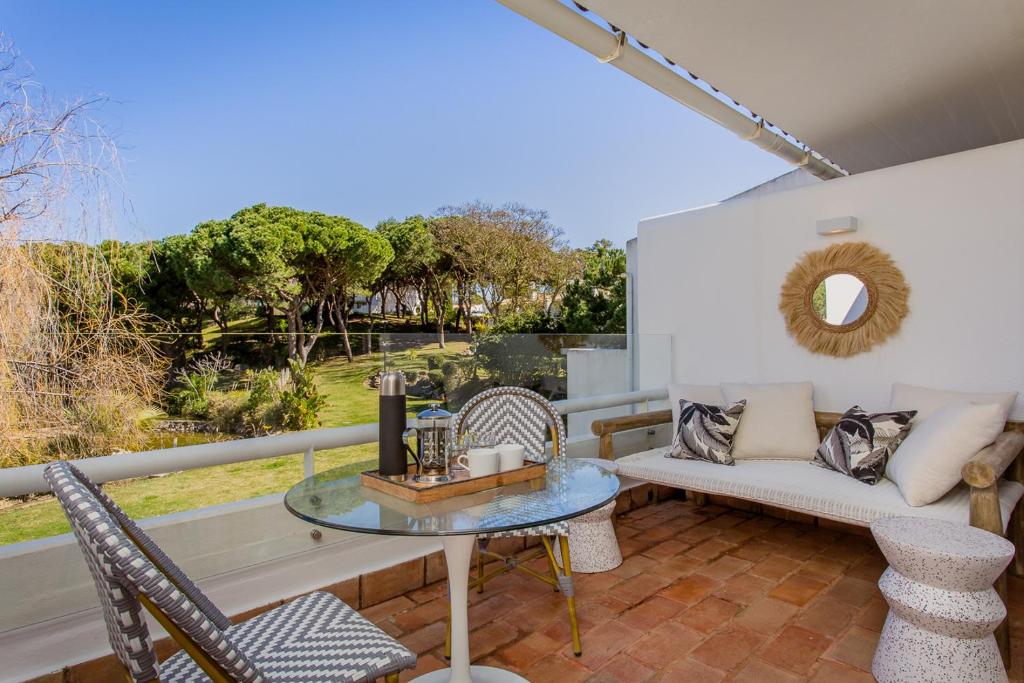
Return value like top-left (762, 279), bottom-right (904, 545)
top-left (591, 409), bottom-right (672, 437)
top-left (962, 432), bottom-right (1024, 489)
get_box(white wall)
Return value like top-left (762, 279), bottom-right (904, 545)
top-left (637, 139), bottom-right (1024, 418)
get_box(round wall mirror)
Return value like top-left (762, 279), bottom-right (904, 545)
top-left (779, 242), bottom-right (909, 357)
top-left (811, 273), bottom-right (869, 327)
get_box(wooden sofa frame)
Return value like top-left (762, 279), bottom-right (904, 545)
top-left (592, 409), bottom-right (1024, 666)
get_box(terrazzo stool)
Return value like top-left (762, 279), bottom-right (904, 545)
top-left (554, 458), bottom-right (622, 573)
top-left (870, 516), bottom-right (1015, 683)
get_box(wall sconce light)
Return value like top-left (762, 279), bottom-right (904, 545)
top-left (816, 216), bottom-right (858, 236)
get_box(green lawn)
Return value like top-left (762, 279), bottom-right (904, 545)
top-left (0, 339), bottom-right (470, 545)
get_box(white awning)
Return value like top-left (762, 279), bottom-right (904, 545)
top-left (517, 0), bottom-right (1024, 174)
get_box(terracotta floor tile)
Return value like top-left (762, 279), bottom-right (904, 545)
top-left (496, 632), bottom-right (562, 669)
top-left (523, 654), bottom-right (591, 683)
top-left (400, 621), bottom-right (447, 655)
top-left (659, 574), bottom-right (721, 606)
top-left (609, 573), bottom-right (672, 606)
top-left (825, 626), bottom-right (878, 672)
top-left (798, 558), bottom-right (846, 582)
top-left (750, 554), bottom-right (802, 581)
top-left (625, 621), bottom-right (703, 669)
top-left (393, 597), bottom-right (449, 632)
top-left (469, 620), bottom-right (519, 661)
top-left (398, 653), bottom-right (446, 682)
top-left (566, 619), bottom-right (645, 670)
top-left (468, 593), bottom-right (520, 625)
top-left (647, 555), bottom-right (701, 581)
top-left (733, 596), bottom-right (799, 634)
top-left (807, 660), bottom-right (876, 682)
top-left (728, 539), bottom-right (778, 562)
top-left (633, 525), bottom-right (676, 544)
top-left (589, 653), bottom-right (656, 682)
top-left (759, 625), bottom-right (832, 675)
top-left (795, 596), bottom-right (858, 639)
top-left (732, 657), bottom-right (803, 682)
top-left (660, 657), bottom-right (727, 683)
top-left (679, 525), bottom-right (723, 544)
top-left (675, 596), bottom-right (740, 634)
top-left (824, 576), bottom-right (878, 608)
top-left (609, 554), bottom-right (658, 579)
top-left (642, 538), bottom-right (691, 560)
top-left (362, 595), bottom-right (416, 622)
top-left (854, 598), bottom-right (889, 632)
top-left (712, 573), bottom-right (772, 606)
top-left (769, 574), bottom-right (829, 607)
top-left (696, 554), bottom-right (753, 581)
top-left (618, 596), bottom-right (686, 631)
top-left (618, 537), bottom-right (648, 558)
top-left (689, 625), bottom-right (765, 671)
top-left (686, 538), bottom-right (734, 561)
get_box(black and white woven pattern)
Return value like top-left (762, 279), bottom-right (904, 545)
top-left (45, 463), bottom-right (162, 682)
top-left (161, 591), bottom-right (416, 682)
top-left (46, 462), bottom-right (263, 683)
top-left (453, 386), bottom-right (567, 462)
top-left (69, 463), bottom-right (231, 630)
top-left (453, 387), bottom-right (570, 539)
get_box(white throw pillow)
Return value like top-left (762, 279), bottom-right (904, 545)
top-left (887, 401), bottom-right (1006, 507)
top-left (889, 382), bottom-right (1017, 423)
top-left (721, 382), bottom-right (819, 460)
top-left (668, 383), bottom-right (725, 431)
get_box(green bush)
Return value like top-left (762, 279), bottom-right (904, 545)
top-left (280, 361), bottom-right (326, 431)
top-left (425, 354), bottom-right (443, 370)
top-left (208, 393), bottom-right (246, 434)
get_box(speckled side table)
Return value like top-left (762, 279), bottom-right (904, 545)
top-left (870, 517), bottom-right (1014, 683)
top-left (554, 458), bottom-right (623, 573)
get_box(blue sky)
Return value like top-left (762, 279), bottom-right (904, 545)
top-left (4, 1), bottom-right (790, 247)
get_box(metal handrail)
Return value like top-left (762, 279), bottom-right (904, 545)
top-left (0, 388), bottom-right (669, 498)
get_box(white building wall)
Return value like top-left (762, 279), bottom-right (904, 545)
top-left (636, 139), bottom-right (1024, 418)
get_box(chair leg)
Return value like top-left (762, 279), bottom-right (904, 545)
top-left (444, 595), bottom-right (452, 659)
top-left (558, 535), bottom-right (582, 657)
top-left (476, 544), bottom-right (485, 594)
top-left (545, 537), bottom-right (562, 592)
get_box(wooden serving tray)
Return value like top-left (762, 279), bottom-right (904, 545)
top-left (361, 460), bottom-right (547, 503)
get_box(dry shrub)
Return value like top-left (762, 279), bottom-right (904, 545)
top-left (0, 236), bottom-right (165, 466)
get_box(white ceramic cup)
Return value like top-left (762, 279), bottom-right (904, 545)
top-left (457, 448), bottom-right (499, 477)
top-left (495, 443), bottom-right (526, 471)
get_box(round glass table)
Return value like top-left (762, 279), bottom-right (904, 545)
top-left (285, 457), bottom-right (620, 683)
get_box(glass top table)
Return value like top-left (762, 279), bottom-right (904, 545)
top-left (284, 458), bottom-right (620, 683)
top-left (284, 456), bottom-right (620, 537)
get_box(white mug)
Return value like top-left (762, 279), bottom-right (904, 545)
top-left (495, 443), bottom-right (525, 471)
top-left (457, 448), bottom-right (498, 477)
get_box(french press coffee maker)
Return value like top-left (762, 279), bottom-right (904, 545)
top-left (403, 402), bottom-right (453, 483)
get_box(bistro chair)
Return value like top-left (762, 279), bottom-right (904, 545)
top-left (45, 460), bottom-right (415, 683)
top-left (446, 386), bottom-right (582, 656)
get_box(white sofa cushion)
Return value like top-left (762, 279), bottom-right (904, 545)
top-left (887, 401), bottom-right (1007, 506)
top-left (668, 383), bottom-right (725, 429)
top-left (722, 382), bottom-right (819, 461)
top-left (616, 448), bottom-right (1024, 531)
top-left (889, 382), bottom-right (1018, 423)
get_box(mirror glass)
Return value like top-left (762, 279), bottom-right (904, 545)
top-left (812, 273), bottom-right (869, 326)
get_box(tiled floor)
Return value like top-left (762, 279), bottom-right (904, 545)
top-left (367, 497), bottom-right (1024, 682)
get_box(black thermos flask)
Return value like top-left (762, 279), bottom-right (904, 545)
top-left (379, 371), bottom-right (408, 481)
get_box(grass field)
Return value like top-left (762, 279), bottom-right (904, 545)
top-left (0, 338), bottom-right (470, 545)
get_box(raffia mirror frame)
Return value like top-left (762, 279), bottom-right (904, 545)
top-left (779, 241), bottom-right (909, 357)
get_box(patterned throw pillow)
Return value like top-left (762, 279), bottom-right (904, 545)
top-left (667, 399), bottom-right (746, 465)
top-left (814, 406), bottom-right (916, 484)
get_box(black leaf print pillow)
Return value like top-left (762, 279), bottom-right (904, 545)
top-left (813, 405), bottom-right (916, 484)
top-left (667, 399), bottom-right (747, 465)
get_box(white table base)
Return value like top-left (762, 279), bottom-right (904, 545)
top-left (555, 501), bottom-right (621, 573)
top-left (411, 534), bottom-right (527, 683)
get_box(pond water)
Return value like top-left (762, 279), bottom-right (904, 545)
top-left (142, 431), bottom-right (233, 451)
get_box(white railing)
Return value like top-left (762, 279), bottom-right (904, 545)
top-left (0, 387), bottom-right (670, 498)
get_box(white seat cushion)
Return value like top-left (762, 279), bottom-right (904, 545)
top-left (616, 448), bottom-right (1024, 531)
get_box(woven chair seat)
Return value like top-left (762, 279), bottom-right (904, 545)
top-left (161, 591), bottom-right (415, 683)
